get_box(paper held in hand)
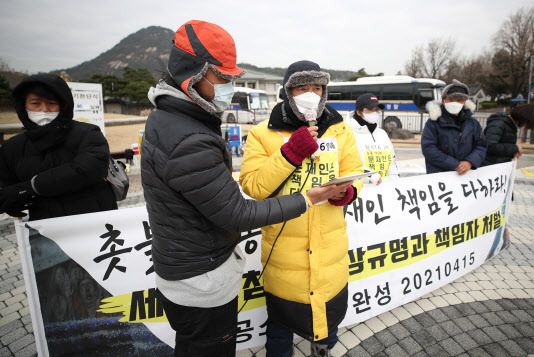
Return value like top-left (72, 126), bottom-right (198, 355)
top-left (320, 171), bottom-right (377, 187)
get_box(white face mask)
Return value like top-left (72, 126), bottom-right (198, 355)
top-left (444, 102), bottom-right (464, 115)
top-left (26, 110), bottom-right (59, 126)
top-left (293, 92), bottom-right (321, 122)
top-left (362, 111), bottom-right (379, 124)
top-left (203, 77), bottom-right (235, 113)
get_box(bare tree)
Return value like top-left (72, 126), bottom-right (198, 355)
top-left (443, 55), bottom-right (491, 85)
top-left (460, 56), bottom-right (490, 84)
top-left (421, 39), bottom-right (457, 79)
top-left (443, 58), bottom-right (463, 84)
top-left (404, 38), bottom-right (457, 80)
top-left (404, 48), bottom-right (423, 77)
top-left (0, 57), bottom-right (12, 73)
top-left (493, 6), bottom-right (534, 97)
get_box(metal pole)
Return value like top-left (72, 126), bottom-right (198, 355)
top-left (420, 111), bottom-right (424, 134)
top-left (526, 56), bottom-right (532, 143)
top-left (528, 56), bottom-right (532, 105)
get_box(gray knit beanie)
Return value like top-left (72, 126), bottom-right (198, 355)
top-left (442, 79), bottom-right (469, 101)
top-left (283, 60), bottom-right (330, 122)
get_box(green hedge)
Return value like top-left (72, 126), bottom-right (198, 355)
top-left (480, 102), bottom-right (498, 109)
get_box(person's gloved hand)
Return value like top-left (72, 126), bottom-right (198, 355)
top-left (328, 185), bottom-right (355, 206)
top-left (4, 208), bottom-right (27, 218)
top-left (0, 181), bottom-right (35, 214)
top-left (281, 127), bottom-right (319, 166)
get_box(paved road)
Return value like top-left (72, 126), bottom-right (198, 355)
top-left (1, 169), bottom-right (533, 356)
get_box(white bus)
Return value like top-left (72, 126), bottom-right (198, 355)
top-left (277, 76), bottom-right (445, 132)
top-left (222, 88), bottom-right (270, 124)
top-left (327, 76), bottom-right (445, 132)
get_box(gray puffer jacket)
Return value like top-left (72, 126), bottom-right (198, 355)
top-left (141, 92), bottom-right (307, 281)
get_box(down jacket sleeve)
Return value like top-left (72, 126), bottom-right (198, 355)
top-left (464, 120), bottom-right (487, 169)
top-left (484, 120), bottom-right (518, 158)
top-left (33, 126), bottom-right (110, 196)
top-left (163, 133), bottom-right (307, 233)
top-left (240, 126), bottom-right (298, 200)
top-left (421, 121), bottom-right (460, 171)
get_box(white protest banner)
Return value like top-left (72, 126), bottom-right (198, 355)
top-left (67, 82), bottom-right (105, 135)
top-left (16, 162), bottom-right (515, 355)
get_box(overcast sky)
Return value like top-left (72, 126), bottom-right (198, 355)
top-left (0, 0), bottom-right (531, 76)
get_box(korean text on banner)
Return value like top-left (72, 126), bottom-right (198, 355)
top-left (15, 161), bottom-right (515, 354)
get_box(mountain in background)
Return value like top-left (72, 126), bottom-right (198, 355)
top-left (58, 26), bottom-right (174, 80)
top-left (59, 26), bottom-right (358, 81)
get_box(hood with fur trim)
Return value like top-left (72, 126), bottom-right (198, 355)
top-left (166, 20), bottom-right (245, 115)
top-left (283, 60), bottom-right (330, 122)
top-left (148, 80), bottom-right (193, 106)
top-left (426, 100), bottom-right (476, 121)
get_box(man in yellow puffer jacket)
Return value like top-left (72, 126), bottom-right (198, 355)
top-left (240, 60), bottom-right (364, 357)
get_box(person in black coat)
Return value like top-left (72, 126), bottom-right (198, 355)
top-left (421, 79), bottom-right (487, 175)
top-left (141, 20), bottom-right (349, 357)
top-left (0, 74), bottom-right (117, 221)
top-left (481, 104), bottom-right (534, 166)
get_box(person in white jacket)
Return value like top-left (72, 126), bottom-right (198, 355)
top-left (348, 93), bottom-right (399, 185)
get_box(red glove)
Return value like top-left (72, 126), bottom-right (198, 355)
top-left (329, 185), bottom-right (355, 206)
top-left (281, 127), bottom-right (318, 166)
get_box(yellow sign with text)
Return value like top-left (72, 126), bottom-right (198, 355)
top-left (365, 149), bottom-right (392, 178)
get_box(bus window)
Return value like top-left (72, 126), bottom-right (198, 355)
top-left (417, 90), bottom-right (433, 110)
top-left (239, 97), bottom-right (248, 110)
top-left (259, 94), bottom-right (269, 109)
top-left (328, 92), bottom-right (342, 100)
top-left (232, 92), bottom-right (249, 110)
top-left (328, 86), bottom-right (353, 100)
top-left (435, 87), bottom-right (443, 102)
top-left (350, 87), bottom-right (367, 100)
top-left (250, 93), bottom-right (260, 110)
top-left (356, 85), bottom-right (382, 99)
top-left (250, 93), bottom-right (269, 110)
top-left (415, 83), bottom-right (434, 110)
top-left (382, 84), bottom-right (414, 101)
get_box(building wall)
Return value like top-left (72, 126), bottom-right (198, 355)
top-left (104, 103), bottom-right (122, 114)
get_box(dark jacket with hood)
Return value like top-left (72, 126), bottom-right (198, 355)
top-left (0, 74), bottom-right (117, 221)
top-left (421, 100), bottom-right (487, 174)
top-left (141, 83), bottom-right (308, 281)
top-left (481, 113), bottom-right (519, 166)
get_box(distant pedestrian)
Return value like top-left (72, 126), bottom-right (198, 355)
top-left (0, 74), bottom-right (117, 220)
top-left (349, 93), bottom-right (400, 185)
top-left (421, 79), bottom-right (487, 175)
top-left (481, 104), bottom-right (534, 166)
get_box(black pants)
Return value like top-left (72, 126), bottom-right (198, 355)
top-left (159, 291), bottom-right (238, 357)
